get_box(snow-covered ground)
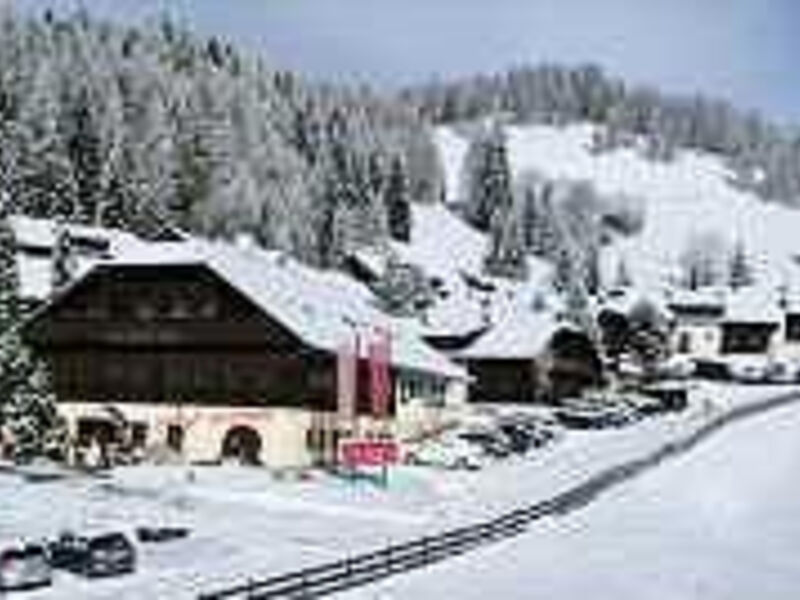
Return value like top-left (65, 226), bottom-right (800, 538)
top-left (341, 389), bottom-right (800, 600)
top-left (2, 383), bottom-right (796, 599)
top-left (434, 123), bottom-right (800, 297)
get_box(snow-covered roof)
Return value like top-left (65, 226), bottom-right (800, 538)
top-left (594, 289), bottom-right (668, 318)
top-left (87, 239), bottom-right (468, 380)
top-left (418, 293), bottom-right (489, 339)
top-left (456, 305), bottom-right (576, 360)
top-left (722, 289), bottom-right (782, 324)
top-left (9, 215), bottom-right (149, 301)
top-left (10, 215), bottom-right (143, 253)
top-left (666, 288), bottom-right (726, 310)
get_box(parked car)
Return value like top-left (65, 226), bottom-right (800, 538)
top-left (555, 397), bottom-right (638, 430)
top-left (765, 358), bottom-right (800, 384)
top-left (0, 541), bottom-right (52, 592)
top-left (496, 422), bottom-right (534, 454)
top-left (694, 359), bottom-right (732, 381)
top-left (639, 383), bottom-right (689, 413)
top-left (450, 427), bottom-right (512, 458)
top-left (135, 526), bottom-right (190, 544)
top-left (499, 415), bottom-right (560, 449)
top-left (727, 356), bottom-right (771, 384)
top-left (657, 355), bottom-right (696, 379)
top-left (405, 437), bottom-right (484, 470)
top-left (48, 531), bottom-right (136, 578)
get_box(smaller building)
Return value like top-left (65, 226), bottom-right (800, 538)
top-left (454, 306), bottom-right (601, 403)
top-left (666, 289), bottom-right (726, 358)
top-left (718, 290), bottom-right (781, 355)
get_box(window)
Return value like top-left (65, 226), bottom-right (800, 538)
top-left (677, 332), bottom-right (692, 353)
top-left (166, 424), bottom-right (184, 452)
top-left (786, 314), bottom-right (800, 342)
top-left (131, 423), bottom-right (148, 448)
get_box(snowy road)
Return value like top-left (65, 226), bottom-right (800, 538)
top-left (342, 397), bottom-right (800, 600)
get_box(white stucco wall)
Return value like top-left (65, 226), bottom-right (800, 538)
top-left (60, 402), bottom-right (315, 468)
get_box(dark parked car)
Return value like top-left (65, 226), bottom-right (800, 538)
top-left (497, 423), bottom-right (533, 453)
top-left (503, 418), bottom-right (558, 448)
top-left (136, 526), bottom-right (190, 543)
top-left (554, 398), bottom-right (637, 430)
top-left (457, 430), bottom-right (512, 458)
top-left (0, 542), bottom-right (52, 592)
top-left (48, 531), bottom-right (136, 578)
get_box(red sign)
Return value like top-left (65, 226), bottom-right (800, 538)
top-left (340, 440), bottom-right (399, 467)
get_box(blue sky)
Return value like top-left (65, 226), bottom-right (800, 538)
top-left (13, 0), bottom-right (799, 123)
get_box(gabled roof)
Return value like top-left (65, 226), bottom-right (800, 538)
top-left (722, 288), bottom-right (782, 324)
top-left (456, 305), bottom-right (577, 360)
top-left (37, 237), bottom-right (467, 380)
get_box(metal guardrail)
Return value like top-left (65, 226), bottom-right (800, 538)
top-left (199, 390), bottom-right (800, 600)
top-left (198, 515), bottom-right (529, 600)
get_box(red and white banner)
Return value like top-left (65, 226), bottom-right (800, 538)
top-left (337, 333), bottom-right (358, 421)
top-left (340, 439), bottom-right (399, 467)
top-left (368, 327), bottom-right (392, 419)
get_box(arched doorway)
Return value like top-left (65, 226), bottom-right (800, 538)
top-left (221, 426), bottom-right (262, 465)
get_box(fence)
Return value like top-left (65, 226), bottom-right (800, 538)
top-left (199, 390), bottom-right (800, 600)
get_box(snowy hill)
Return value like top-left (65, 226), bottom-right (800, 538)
top-left (434, 123), bottom-right (800, 302)
top-left (390, 202), bottom-right (554, 338)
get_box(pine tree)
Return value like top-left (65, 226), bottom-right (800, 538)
top-left (525, 181), bottom-right (561, 258)
top-left (384, 156), bottom-right (411, 242)
top-left (615, 257), bottom-right (633, 288)
top-left (51, 222), bottom-right (77, 294)
top-left (0, 204), bottom-right (27, 408)
top-left (729, 239), bottom-right (754, 290)
top-left (63, 86), bottom-right (104, 224)
top-left (484, 191), bottom-right (528, 279)
top-left (464, 125), bottom-right (513, 231)
top-left (0, 205), bottom-right (65, 461)
top-left (0, 198), bottom-right (18, 336)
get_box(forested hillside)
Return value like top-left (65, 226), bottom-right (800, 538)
top-left (0, 8), bottom-right (439, 267)
top-left (1, 7), bottom-right (799, 276)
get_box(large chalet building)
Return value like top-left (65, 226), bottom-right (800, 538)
top-left (15, 221), bottom-right (468, 468)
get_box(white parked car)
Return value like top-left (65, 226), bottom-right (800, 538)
top-left (726, 356), bottom-right (771, 383)
top-left (406, 437), bottom-right (484, 470)
top-left (658, 355), bottom-right (696, 379)
top-left (765, 358), bottom-right (800, 384)
top-left (0, 541), bottom-right (52, 592)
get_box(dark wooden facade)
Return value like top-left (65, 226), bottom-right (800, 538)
top-left (24, 264), bottom-right (340, 409)
top-left (462, 329), bottom-right (602, 404)
top-left (720, 321), bottom-right (778, 354)
top-left (785, 313), bottom-right (800, 343)
top-left (464, 359), bottom-right (541, 404)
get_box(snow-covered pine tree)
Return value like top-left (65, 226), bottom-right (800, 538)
top-left (0, 203), bottom-right (27, 411)
top-left (0, 198), bottom-right (18, 335)
top-left (384, 155), bottom-right (411, 242)
top-left (615, 257), bottom-right (633, 288)
top-left (0, 204), bottom-right (65, 461)
top-left (680, 231), bottom-right (725, 290)
top-left (484, 189), bottom-right (528, 279)
top-left (728, 239), bottom-right (754, 290)
top-left (62, 85), bottom-right (104, 225)
top-left (14, 60), bottom-right (78, 221)
top-left (521, 177), bottom-right (561, 259)
top-left (51, 221), bottom-right (77, 294)
top-left (464, 125), bottom-right (513, 231)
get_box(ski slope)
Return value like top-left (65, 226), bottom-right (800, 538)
top-left (341, 392), bottom-right (800, 600)
top-left (434, 123), bottom-right (800, 299)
